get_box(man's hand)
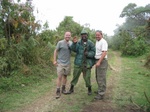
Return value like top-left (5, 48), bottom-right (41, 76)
top-left (95, 61), bottom-right (101, 67)
top-left (53, 61), bottom-right (57, 66)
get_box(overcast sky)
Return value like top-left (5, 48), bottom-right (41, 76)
top-left (23, 0), bottom-right (150, 36)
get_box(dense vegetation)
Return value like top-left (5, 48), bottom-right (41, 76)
top-left (0, 0), bottom-right (88, 91)
top-left (108, 3), bottom-right (150, 67)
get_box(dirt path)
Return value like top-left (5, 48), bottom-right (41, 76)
top-left (81, 51), bottom-right (123, 112)
top-left (11, 51), bottom-right (126, 112)
top-left (11, 79), bottom-right (58, 112)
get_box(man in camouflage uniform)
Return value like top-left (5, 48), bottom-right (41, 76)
top-left (66, 29), bottom-right (95, 95)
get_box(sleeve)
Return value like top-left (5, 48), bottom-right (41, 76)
top-left (87, 41), bottom-right (95, 58)
top-left (56, 41), bottom-right (60, 51)
top-left (70, 42), bottom-right (78, 52)
top-left (102, 40), bottom-right (108, 51)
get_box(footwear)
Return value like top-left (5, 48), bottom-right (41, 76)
top-left (94, 94), bottom-right (104, 100)
top-left (64, 85), bottom-right (74, 94)
top-left (88, 86), bottom-right (92, 95)
top-left (61, 85), bottom-right (67, 94)
top-left (56, 88), bottom-right (61, 99)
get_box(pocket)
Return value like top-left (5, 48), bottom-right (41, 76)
top-left (100, 60), bottom-right (108, 69)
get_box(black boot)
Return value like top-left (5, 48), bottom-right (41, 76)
top-left (61, 85), bottom-right (67, 94)
top-left (56, 88), bottom-right (61, 99)
top-left (94, 94), bottom-right (104, 100)
top-left (88, 86), bottom-right (92, 95)
top-left (65, 85), bottom-right (74, 94)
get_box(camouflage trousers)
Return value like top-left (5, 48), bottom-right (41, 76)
top-left (71, 65), bottom-right (92, 88)
top-left (95, 59), bottom-right (108, 95)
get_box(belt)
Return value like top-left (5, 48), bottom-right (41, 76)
top-left (96, 58), bottom-right (107, 61)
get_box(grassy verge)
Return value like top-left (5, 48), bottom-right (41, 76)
top-left (0, 64), bottom-right (57, 111)
top-left (111, 51), bottom-right (150, 111)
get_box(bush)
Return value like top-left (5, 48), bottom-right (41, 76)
top-left (121, 37), bottom-right (147, 56)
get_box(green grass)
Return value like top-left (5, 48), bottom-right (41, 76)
top-left (0, 80), bottom-right (54, 111)
top-left (111, 51), bottom-right (150, 111)
top-left (0, 64), bottom-right (57, 111)
top-left (0, 50), bottom-right (150, 112)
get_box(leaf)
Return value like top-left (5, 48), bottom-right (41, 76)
top-left (13, 20), bottom-right (18, 29)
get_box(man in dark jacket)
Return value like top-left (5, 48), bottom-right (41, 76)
top-left (66, 29), bottom-right (95, 95)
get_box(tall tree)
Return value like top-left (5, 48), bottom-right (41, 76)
top-left (111, 3), bottom-right (150, 56)
top-left (56, 16), bottom-right (83, 38)
top-left (120, 3), bottom-right (150, 30)
top-left (0, 0), bottom-right (40, 43)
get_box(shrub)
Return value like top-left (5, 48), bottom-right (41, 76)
top-left (121, 37), bottom-right (147, 56)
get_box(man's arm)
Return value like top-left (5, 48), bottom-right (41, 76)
top-left (86, 41), bottom-right (95, 58)
top-left (53, 49), bottom-right (58, 66)
top-left (96, 51), bottom-right (107, 67)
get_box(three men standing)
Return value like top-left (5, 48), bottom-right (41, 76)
top-left (53, 30), bottom-right (108, 100)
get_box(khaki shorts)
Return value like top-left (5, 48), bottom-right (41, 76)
top-left (57, 64), bottom-right (71, 76)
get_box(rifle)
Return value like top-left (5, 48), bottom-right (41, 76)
top-left (83, 42), bottom-right (87, 75)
